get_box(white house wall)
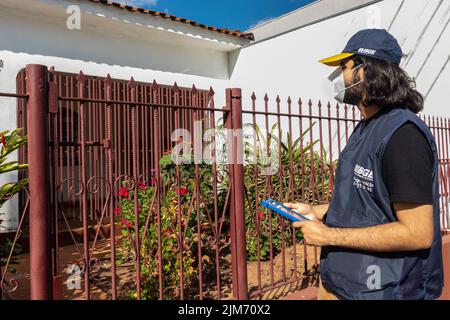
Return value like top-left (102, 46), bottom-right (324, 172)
top-left (232, 0), bottom-right (450, 118)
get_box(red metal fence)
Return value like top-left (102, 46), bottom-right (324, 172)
top-left (0, 64), bottom-right (449, 300)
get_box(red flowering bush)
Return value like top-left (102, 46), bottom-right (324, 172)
top-left (115, 154), bottom-right (227, 299)
top-left (118, 187), bottom-right (130, 198)
top-left (175, 187), bottom-right (188, 196)
top-left (116, 180), bottom-right (196, 300)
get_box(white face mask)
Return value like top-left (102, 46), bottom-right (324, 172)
top-left (328, 64), bottom-right (364, 104)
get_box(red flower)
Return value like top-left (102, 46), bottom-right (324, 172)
top-left (151, 178), bottom-right (157, 186)
top-left (118, 187), bottom-right (129, 198)
top-left (138, 182), bottom-right (146, 190)
top-left (114, 207), bottom-right (121, 216)
top-left (120, 219), bottom-right (133, 229)
top-left (258, 211), bottom-right (266, 220)
top-left (176, 187), bottom-right (188, 196)
top-left (1, 134), bottom-right (6, 151)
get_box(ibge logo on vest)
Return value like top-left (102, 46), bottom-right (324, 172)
top-left (353, 164), bottom-right (374, 193)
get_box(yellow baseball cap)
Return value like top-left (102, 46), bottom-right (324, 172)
top-left (319, 29), bottom-right (403, 67)
top-left (319, 52), bottom-right (355, 67)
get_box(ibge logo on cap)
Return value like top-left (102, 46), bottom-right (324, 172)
top-left (358, 48), bottom-right (377, 55)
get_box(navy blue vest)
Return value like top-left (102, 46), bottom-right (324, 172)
top-left (320, 107), bottom-right (444, 300)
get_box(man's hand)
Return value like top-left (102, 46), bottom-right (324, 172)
top-left (293, 220), bottom-right (331, 247)
top-left (283, 202), bottom-right (326, 221)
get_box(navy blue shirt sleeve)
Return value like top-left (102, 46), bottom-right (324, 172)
top-left (381, 122), bottom-right (434, 205)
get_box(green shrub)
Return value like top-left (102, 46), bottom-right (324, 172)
top-left (116, 153), bottom-right (227, 299)
top-left (0, 129), bottom-right (27, 273)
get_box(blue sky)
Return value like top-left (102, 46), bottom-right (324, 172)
top-left (126, 0), bottom-right (316, 31)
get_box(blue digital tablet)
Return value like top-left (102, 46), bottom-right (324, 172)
top-left (260, 198), bottom-right (310, 222)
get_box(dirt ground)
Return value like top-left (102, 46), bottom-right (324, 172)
top-left (1, 238), bottom-right (319, 300)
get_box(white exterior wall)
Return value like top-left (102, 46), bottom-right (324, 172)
top-left (231, 0), bottom-right (450, 118)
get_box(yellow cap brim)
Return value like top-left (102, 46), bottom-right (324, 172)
top-left (319, 52), bottom-right (355, 66)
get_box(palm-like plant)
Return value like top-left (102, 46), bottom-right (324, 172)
top-left (0, 128), bottom-right (27, 273)
top-left (0, 129), bottom-right (28, 208)
top-left (242, 122), bottom-right (337, 261)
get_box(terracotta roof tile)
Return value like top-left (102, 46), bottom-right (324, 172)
top-left (86, 0), bottom-right (255, 41)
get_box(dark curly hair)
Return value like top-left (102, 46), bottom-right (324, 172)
top-left (343, 55), bottom-right (424, 114)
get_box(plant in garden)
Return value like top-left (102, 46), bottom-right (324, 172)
top-left (242, 122), bottom-right (337, 261)
top-left (0, 129), bottom-right (28, 209)
top-left (0, 129), bottom-right (27, 273)
top-left (116, 152), bottom-right (227, 299)
top-left (0, 238), bottom-right (22, 274)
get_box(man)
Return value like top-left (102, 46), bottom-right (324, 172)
top-left (284, 29), bottom-right (443, 300)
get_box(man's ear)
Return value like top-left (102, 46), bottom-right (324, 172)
top-left (358, 65), bottom-right (366, 80)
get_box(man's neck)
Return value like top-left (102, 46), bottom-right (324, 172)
top-left (359, 104), bottom-right (382, 121)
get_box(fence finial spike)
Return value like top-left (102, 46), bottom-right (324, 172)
top-left (191, 84), bottom-right (198, 95)
top-left (208, 86), bottom-right (215, 97)
top-left (76, 70), bottom-right (86, 83)
top-left (318, 100), bottom-right (322, 108)
top-left (287, 96), bottom-right (292, 104)
top-left (251, 92), bottom-right (256, 101)
top-left (172, 82), bottom-right (180, 93)
top-left (128, 76), bottom-right (137, 88)
top-left (327, 101), bottom-right (332, 108)
top-left (298, 97), bottom-right (302, 105)
top-left (276, 95), bottom-right (281, 104)
top-left (264, 93), bottom-right (269, 102)
top-left (151, 79), bottom-right (159, 92)
top-left (105, 74), bottom-right (112, 85)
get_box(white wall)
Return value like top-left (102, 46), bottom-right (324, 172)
top-left (231, 0), bottom-right (450, 118)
